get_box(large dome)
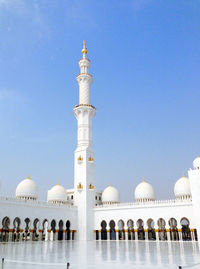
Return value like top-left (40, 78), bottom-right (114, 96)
top-left (193, 156), bottom-right (200, 170)
top-left (102, 185), bottom-right (120, 204)
top-left (47, 182), bottom-right (67, 204)
top-left (134, 179), bottom-right (155, 202)
top-left (16, 176), bottom-right (38, 200)
top-left (174, 173), bottom-right (191, 200)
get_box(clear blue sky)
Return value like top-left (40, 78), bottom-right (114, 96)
top-left (0, 0), bottom-right (199, 201)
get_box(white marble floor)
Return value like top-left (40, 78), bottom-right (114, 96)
top-left (0, 241), bottom-right (199, 269)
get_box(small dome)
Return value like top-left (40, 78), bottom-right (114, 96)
top-left (16, 176), bottom-right (38, 200)
top-left (174, 173), bottom-right (191, 200)
top-left (102, 185), bottom-right (120, 204)
top-left (193, 156), bottom-right (200, 170)
top-left (47, 182), bottom-right (67, 204)
top-left (134, 179), bottom-right (155, 202)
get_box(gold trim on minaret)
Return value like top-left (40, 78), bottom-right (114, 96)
top-left (82, 40), bottom-right (87, 55)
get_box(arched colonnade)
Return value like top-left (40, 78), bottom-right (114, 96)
top-left (0, 217), bottom-right (76, 242)
top-left (96, 217), bottom-right (197, 241)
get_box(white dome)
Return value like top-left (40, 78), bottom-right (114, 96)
top-left (16, 176), bottom-right (38, 200)
top-left (47, 183), bottom-right (67, 204)
top-left (102, 185), bottom-right (120, 204)
top-left (174, 173), bottom-right (191, 199)
top-left (193, 156), bottom-right (200, 170)
top-left (134, 179), bottom-right (155, 202)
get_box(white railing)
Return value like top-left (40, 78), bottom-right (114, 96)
top-left (0, 196), bottom-right (76, 209)
top-left (95, 198), bottom-right (192, 209)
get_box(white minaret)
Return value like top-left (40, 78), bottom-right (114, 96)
top-left (188, 156), bottom-right (200, 243)
top-left (73, 41), bottom-right (96, 240)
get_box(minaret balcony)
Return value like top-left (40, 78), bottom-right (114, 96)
top-left (74, 104), bottom-right (96, 110)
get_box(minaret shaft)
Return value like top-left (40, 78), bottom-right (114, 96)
top-left (73, 42), bottom-right (96, 240)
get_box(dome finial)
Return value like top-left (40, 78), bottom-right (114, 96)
top-left (82, 40), bottom-right (87, 55)
top-left (142, 177), bottom-right (145, 182)
top-left (182, 172), bottom-right (185, 177)
top-left (57, 180), bottom-right (60, 185)
top-left (28, 174), bottom-right (30, 180)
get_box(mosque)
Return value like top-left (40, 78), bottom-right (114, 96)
top-left (1, 42), bottom-right (200, 243)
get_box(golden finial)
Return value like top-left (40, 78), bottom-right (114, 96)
top-left (82, 40), bottom-right (87, 54)
top-left (182, 172), bottom-right (185, 177)
top-left (27, 174), bottom-right (30, 180)
top-left (109, 183), bottom-right (112, 187)
top-left (57, 180), bottom-right (60, 185)
top-left (142, 177), bottom-right (145, 182)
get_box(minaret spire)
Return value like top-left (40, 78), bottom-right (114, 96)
top-left (81, 40), bottom-right (87, 58)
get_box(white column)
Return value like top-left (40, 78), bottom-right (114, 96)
top-left (135, 229), bottom-right (138, 240)
top-left (191, 230), bottom-right (195, 241)
top-left (178, 227), bottom-right (182, 241)
top-left (116, 229), bottom-right (119, 241)
top-left (155, 226), bottom-right (159, 241)
top-left (166, 226), bottom-right (171, 241)
top-left (144, 226), bottom-right (148, 241)
top-left (107, 229), bottom-right (110, 240)
top-left (124, 226), bottom-right (128, 240)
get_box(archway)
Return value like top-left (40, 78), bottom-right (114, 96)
top-left (109, 220), bottom-right (116, 240)
top-left (147, 218), bottom-right (156, 240)
top-left (1, 217), bottom-right (10, 242)
top-left (157, 218), bottom-right (167, 241)
top-left (137, 219), bottom-right (145, 240)
top-left (169, 218), bottom-right (179, 241)
top-left (33, 218), bottom-right (39, 241)
top-left (66, 220), bottom-right (71, 240)
top-left (118, 219), bottom-right (125, 240)
top-left (101, 220), bottom-right (107, 240)
top-left (50, 220), bottom-right (56, 241)
top-left (58, 220), bottom-right (64, 240)
top-left (13, 217), bottom-right (21, 242)
top-left (127, 219), bottom-right (134, 240)
top-left (42, 219), bottom-right (48, 241)
top-left (181, 218), bottom-right (191, 241)
top-left (24, 218), bottom-right (30, 241)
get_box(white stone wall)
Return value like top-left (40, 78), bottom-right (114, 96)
top-left (0, 197), bottom-right (77, 232)
top-left (94, 199), bottom-right (195, 231)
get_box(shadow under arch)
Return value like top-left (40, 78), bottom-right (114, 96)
top-left (24, 218), bottom-right (31, 241)
top-left (109, 220), bottom-right (116, 240)
top-left (180, 217), bottom-right (191, 241)
top-left (118, 219), bottom-right (125, 240)
top-left (42, 219), bottom-right (49, 241)
top-left (169, 217), bottom-right (179, 241)
top-left (127, 219), bottom-right (134, 240)
top-left (157, 218), bottom-right (167, 241)
top-left (12, 217), bottom-right (21, 242)
top-left (58, 220), bottom-right (64, 240)
top-left (147, 218), bottom-right (156, 240)
top-left (66, 220), bottom-right (71, 240)
top-left (1, 216), bottom-right (10, 242)
top-left (137, 219), bottom-right (145, 240)
top-left (101, 220), bottom-right (107, 240)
